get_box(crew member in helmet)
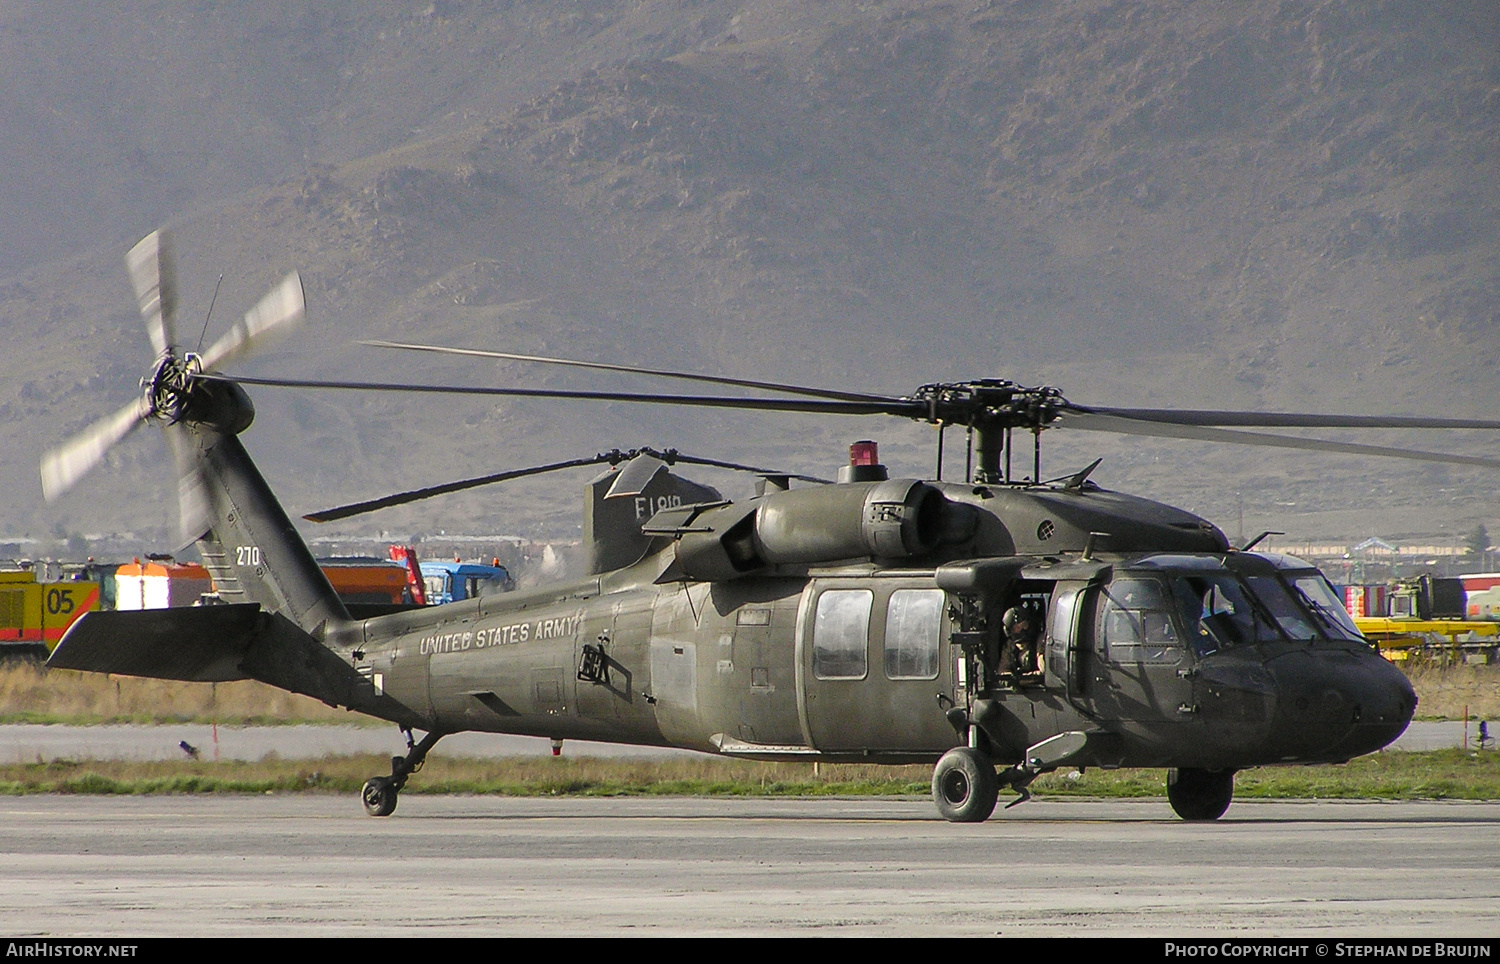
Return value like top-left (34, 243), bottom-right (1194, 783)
top-left (1000, 605), bottom-right (1042, 676)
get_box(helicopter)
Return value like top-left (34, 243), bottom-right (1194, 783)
top-left (41, 230), bottom-right (1500, 822)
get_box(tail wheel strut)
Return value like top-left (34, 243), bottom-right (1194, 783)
top-left (362, 727), bottom-right (445, 817)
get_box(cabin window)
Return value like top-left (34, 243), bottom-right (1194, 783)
top-left (813, 589), bottom-right (872, 680)
top-left (884, 589), bottom-right (942, 680)
top-left (1097, 577), bottom-right (1182, 664)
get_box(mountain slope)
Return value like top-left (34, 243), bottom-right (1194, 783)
top-left (3, 0), bottom-right (1496, 551)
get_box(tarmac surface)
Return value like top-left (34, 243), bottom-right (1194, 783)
top-left (0, 720), bottom-right (1480, 762)
top-left (0, 796), bottom-right (1496, 937)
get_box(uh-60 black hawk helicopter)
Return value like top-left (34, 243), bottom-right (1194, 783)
top-left (42, 231), bottom-right (1500, 821)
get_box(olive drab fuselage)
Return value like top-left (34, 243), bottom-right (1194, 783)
top-left (329, 517), bottom-right (1414, 771)
top-left (169, 435), bottom-right (1418, 774)
top-left (50, 425), bottom-right (1416, 816)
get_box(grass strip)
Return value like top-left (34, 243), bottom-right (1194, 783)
top-left (0, 749), bottom-right (1494, 800)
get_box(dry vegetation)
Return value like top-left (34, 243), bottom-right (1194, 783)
top-left (0, 660), bottom-right (1494, 724)
top-left (0, 662), bottom-right (1493, 799)
top-left (1402, 661), bottom-right (1500, 720)
top-left (0, 664), bottom-right (357, 724)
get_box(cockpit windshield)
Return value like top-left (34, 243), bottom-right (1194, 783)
top-left (1168, 573), bottom-right (1285, 654)
top-left (1245, 575), bottom-right (1320, 641)
top-left (1110, 558), bottom-right (1364, 657)
top-left (1284, 572), bottom-right (1366, 643)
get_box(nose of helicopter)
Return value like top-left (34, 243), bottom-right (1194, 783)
top-left (1264, 647), bottom-right (1417, 762)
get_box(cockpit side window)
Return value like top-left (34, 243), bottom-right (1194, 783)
top-left (1097, 577), bottom-right (1182, 664)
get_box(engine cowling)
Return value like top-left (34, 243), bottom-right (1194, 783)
top-left (669, 480), bottom-right (948, 580)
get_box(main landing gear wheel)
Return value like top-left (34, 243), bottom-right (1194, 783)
top-left (362, 777), bottom-right (397, 817)
top-left (932, 746), bottom-right (1000, 823)
top-left (1167, 767), bottom-right (1235, 821)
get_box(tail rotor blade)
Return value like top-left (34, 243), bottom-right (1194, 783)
top-left (198, 271), bottom-right (305, 373)
top-left (41, 395), bottom-right (152, 502)
top-left (126, 231), bottom-right (178, 358)
top-left (165, 427), bottom-right (212, 546)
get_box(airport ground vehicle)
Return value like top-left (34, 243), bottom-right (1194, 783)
top-left (418, 559), bottom-right (514, 605)
top-left (0, 568), bottom-right (100, 659)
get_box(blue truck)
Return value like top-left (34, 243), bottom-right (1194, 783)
top-left (418, 559), bottom-right (515, 605)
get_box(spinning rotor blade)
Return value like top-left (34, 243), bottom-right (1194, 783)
top-left (360, 340), bottom-right (894, 404)
top-left (198, 272), bottom-right (305, 373)
top-left (43, 230), bottom-right (313, 523)
top-left (41, 395), bottom-right (153, 502)
top-left (1060, 412), bottom-right (1500, 469)
top-left (1070, 405), bottom-right (1500, 431)
top-left (165, 426), bottom-right (212, 546)
top-left (126, 231), bottom-right (178, 358)
top-left (211, 374), bottom-right (915, 416)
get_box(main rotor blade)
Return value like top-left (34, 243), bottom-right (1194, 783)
top-left (663, 452), bottom-right (831, 484)
top-left (303, 454), bottom-right (616, 523)
top-left (198, 272), bottom-right (305, 373)
top-left (1071, 405), bottom-right (1500, 431)
top-left (126, 231), bottom-right (178, 358)
top-left (210, 374), bottom-right (917, 417)
top-left (1061, 412), bottom-right (1500, 469)
top-left (361, 340), bottom-right (895, 404)
top-left (40, 395), bottom-right (153, 501)
top-left (304, 447), bottom-right (827, 523)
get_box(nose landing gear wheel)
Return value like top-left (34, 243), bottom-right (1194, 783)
top-left (1166, 767), bottom-right (1235, 821)
top-left (362, 777), bottom-right (397, 817)
top-left (932, 746), bottom-right (1000, 823)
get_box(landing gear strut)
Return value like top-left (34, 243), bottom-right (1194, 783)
top-left (1166, 767), bottom-right (1235, 821)
top-left (362, 727), bottom-right (445, 817)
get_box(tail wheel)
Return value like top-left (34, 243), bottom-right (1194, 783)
top-left (1166, 767), bottom-right (1235, 821)
top-left (932, 746), bottom-right (1000, 823)
top-left (362, 777), bottom-right (398, 817)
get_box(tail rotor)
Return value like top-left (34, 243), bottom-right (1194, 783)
top-left (40, 230), bottom-right (305, 545)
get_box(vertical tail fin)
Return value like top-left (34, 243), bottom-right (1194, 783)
top-left (175, 412), bottom-right (350, 635)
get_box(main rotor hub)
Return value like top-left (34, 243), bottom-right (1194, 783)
top-left (909, 380), bottom-right (1066, 431)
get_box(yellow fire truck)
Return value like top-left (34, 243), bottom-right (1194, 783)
top-left (0, 569), bottom-right (101, 659)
